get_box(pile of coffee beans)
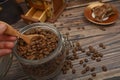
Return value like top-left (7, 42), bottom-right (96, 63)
top-left (17, 27), bottom-right (58, 60)
top-left (61, 37), bottom-right (108, 80)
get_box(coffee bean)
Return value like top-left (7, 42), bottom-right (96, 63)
top-left (67, 27), bottom-right (71, 30)
top-left (79, 60), bottom-right (83, 64)
top-left (91, 56), bottom-right (96, 60)
top-left (96, 58), bottom-right (101, 62)
top-left (99, 53), bottom-right (103, 58)
top-left (74, 55), bottom-right (79, 59)
top-left (81, 48), bottom-right (85, 53)
top-left (102, 65), bottom-right (107, 72)
top-left (62, 70), bottom-right (67, 74)
top-left (81, 69), bottom-right (86, 74)
top-left (72, 69), bottom-right (76, 74)
top-left (86, 51), bottom-right (91, 56)
top-left (91, 73), bottom-right (96, 77)
top-left (88, 78), bottom-right (93, 80)
top-left (90, 67), bottom-right (95, 72)
top-left (84, 58), bottom-right (89, 63)
top-left (75, 42), bottom-right (81, 47)
top-left (99, 43), bottom-right (106, 49)
top-left (85, 66), bottom-right (90, 71)
top-left (83, 64), bottom-right (87, 68)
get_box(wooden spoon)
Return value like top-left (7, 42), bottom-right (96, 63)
top-left (0, 21), bottom-right (39, 44)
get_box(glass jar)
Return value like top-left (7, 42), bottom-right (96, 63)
top-left (13, 23), bottom-right (66, 80)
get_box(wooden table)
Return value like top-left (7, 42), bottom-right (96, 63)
top-left (3, 0), bottom-right (120, 80)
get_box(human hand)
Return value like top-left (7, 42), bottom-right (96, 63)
top-left (0, 23), bottom-right (17, 57)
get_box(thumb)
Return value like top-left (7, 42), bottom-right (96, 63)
top-left (0, 23), bottom-right (7, 35)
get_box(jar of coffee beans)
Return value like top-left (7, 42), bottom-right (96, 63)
top-left (13, 23), bottom-right (66, 80)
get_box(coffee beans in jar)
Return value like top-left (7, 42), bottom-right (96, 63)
top-left (13, 23), bottom-right (66, 80)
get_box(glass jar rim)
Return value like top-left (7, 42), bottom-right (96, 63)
top-left (13, 23), bottom-right (63, 65)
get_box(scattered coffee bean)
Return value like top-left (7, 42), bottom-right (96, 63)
top-left (84, 58), bottom-right (89, 63)
top-left (91, 73), bottom-right (96, 77)
top-left (85, 66), bottom-right (90, 71)
top-left (81, 48), bottom-right (85, 53)
top-left (79, 60), bottom-right (84, 64)
top-left (88, 46), bottom-right (95, 53)
top-left (82, 26), bottom-right (85, 30)
top-left (96, 58), bottom-right (101, 62)
top-left (83, 64), bottom-right (87, 68)
top-left (74, 55), bottom-right (79, 59)
top-left (99, 43), bottom-right (106, 49)
top-left (99, 53), bottom-right (103, 58)
top-left (81, 69), bottom-right (87, 74)
top-left (67, 27), bottom-right (71, 30)
top-left (62, 70), bottom-right (67, 74)
top-left (70, 56), bottom-right (75, 61)
top-left (72, 69), bottom-right (76, 74)
top-left (76, 42), bottom-right (81, 47)
top-left (102, 65), bottom-right (107, 72)
top-left (90, 67), bottom-right (95, 72)
top-left (86, 51), bottom-right (91, 56)
top-left (70, 64), bottom-right (73, 68)
top-left (91, 56), bottom-right (96, 60)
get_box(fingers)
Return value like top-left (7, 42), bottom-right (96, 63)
top-left (0, 23), bottom-right (7, 35)
top-left (0, 35), bottom-right (17, 41)
top-left (0, 49), bottom-right (12, 56)
top-left (0, 41), bottom-right (15, 49)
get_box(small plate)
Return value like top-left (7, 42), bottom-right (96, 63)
top-left (84, 2), bottom-right (119, 25)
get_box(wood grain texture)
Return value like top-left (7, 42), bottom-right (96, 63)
top-left (3, 0), bottom-right (120, 80)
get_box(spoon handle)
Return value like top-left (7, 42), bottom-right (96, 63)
top-left (0, 21), bottom-right (21, 37)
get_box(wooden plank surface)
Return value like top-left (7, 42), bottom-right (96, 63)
top-left (3, 0), bottom-right (120, 80)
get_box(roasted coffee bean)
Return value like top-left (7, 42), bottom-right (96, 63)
top-left (84, 58), bottom-right (89, 63)
top-left (72, 49), bottom-right (77, 54)
top-left (91, 73), bottom-right (96, 77)
top-left (91, 56), bottom-right (96, 60)
top-left (70, 64), bottom-right (73, 68)
top-left (74, 55), bottom-right (79, 59)
top-left (73, 52), bottom-right (77, 56)
top-left (92, 53), bottom-right (98, 57)
top-left (83, 64), bottom-right (87, 68)
top-left (85, 66), bottom-right (90, 71)
top-left (99, 53), bottom-right (103, 58)
top-left (79, 60), bottom-right (83, 64)
top-left (62, 70), bottom-right (67, 74)
top-left (82, 27), bottom-right (85, 30)
top-left (86, 51), bottom-right (91, 56)
top-left (67, 27), bottom-right (71, 30)
top-left (70, 56), bottom-right (75, 61)
top-left (81, 69), bottom-right (87, 74)
top-left (102, 65), bottom-right (107, 72)
top-left (76, 42), bottom-right (81, 47)
top-left (88, 46), bottom-right (95, 53)
top-left (99, 43), bottom-right (106, 49)
top-left (96, 58), bottom-right (101, 62)
top-left (88, 78), bottom-right (93, 80)
top-left (72, 69), bottom-right (76, 74)
top-left (90, 67), bottom-right (95, 72)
